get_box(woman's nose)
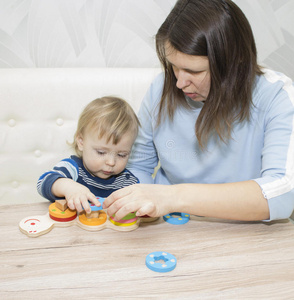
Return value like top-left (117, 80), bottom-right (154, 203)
top-left (176, 70), bottom-right (190, 89)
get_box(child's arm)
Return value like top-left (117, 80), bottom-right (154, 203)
top-left (51, 178), bottom-right (100, 214)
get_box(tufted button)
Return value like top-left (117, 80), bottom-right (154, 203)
top-left (34, 149), bottom-right (42, 157)
top-left (8, 119), bottom-right (16, 127)
top-left (11, 181), bottom-right (19, 188)
top-left (56, 118), bottom-right (64, 126)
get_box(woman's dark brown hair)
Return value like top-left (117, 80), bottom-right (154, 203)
top-left (156, 0), bottom-right (263, 149)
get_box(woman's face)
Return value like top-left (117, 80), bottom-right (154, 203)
top-left (165, 43), bottom-right (211, 102)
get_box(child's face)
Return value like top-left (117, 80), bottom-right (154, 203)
top-left (76, 129), bottom-right (136, 179)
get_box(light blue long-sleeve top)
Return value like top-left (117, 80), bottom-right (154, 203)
top-left (127, 69), bottom-right (294, 221)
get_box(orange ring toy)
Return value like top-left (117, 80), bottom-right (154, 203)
top-left (49, 203), bottom-right (77, 222)
top-left (78, 210), bottom-right (107, 226)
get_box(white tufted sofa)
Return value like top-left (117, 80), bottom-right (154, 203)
top-left (0, 68), bottom-right (161, 206)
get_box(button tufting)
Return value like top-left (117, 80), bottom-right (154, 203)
top-left (56, 118), bottom-right (64, 126)
top-left (11, 181), bottom-right (19, 188)
top-left (34, 149), bottom-right (42, 157)
top-left (8, 119), bottom-right (16, 127)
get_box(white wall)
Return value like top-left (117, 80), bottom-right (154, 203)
top-left (0, 0), bottom-right (293, 78)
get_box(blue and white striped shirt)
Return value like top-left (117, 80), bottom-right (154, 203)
top-left (37, 155), bottom-right (139, 201)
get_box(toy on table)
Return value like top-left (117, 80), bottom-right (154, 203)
top-left (145, 251), bottom-right (177, 273)
top-left (19, 197), bottom-right (148, 237)
top-left (163, 212), bottom-right (190, 225)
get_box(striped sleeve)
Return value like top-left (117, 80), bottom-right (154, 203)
top-left (254, 70), bottom-right (294, 221)
top-left (37, 158), bottom-right (79, 201)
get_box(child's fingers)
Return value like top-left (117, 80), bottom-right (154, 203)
top-left (81, 199), bottom-right (91, 214)
top-left (67, 199), bottom-right (75, 211)
top-left (88, 194), bottom-right (101, 207)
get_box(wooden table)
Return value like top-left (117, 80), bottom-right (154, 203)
top-left (1, 203), bottom-right (294, 299)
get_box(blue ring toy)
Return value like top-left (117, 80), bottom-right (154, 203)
top-left (89, 197), bottom-right (105, 211)
top-left (83, 197), bottom-right (105, 212)
top-left (145, 251), bottom-right (177, 273)
top-left (163, 212), bottom-right (190, 225)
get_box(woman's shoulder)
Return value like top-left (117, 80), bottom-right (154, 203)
top-left (143, 72), bottom-right (165, 105)
top-left (261, 68), bottom-right (293, 86)
top-left (253, 69), bottom-right (294, 107)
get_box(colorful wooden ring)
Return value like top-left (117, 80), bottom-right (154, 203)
top-left (88, 197), bottom-right (105, 211)
top-left (78, 210), bottom-right (107, 226)
top-left (110, 216), bottom-right (138, 224)
top-left (49, 203), bottom-right (77, 222)
top-left (109, 217), bottom-right (138, 227)
top-left (146, 251), bottom-right (177, 273)
top-left (163, 212), bottom-right (190, 225)
top-left (121, 212), bottom-right (137, 220)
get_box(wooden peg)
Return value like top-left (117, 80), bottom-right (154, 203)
top-left (55, 200), bottom-right (68, 211)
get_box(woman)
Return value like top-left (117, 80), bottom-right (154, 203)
top-left (103, 0), bottom-right (294, 222)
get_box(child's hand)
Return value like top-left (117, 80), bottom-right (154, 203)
top-left (52, 178), bottom-right (101, 214)
top-left (66, 188), bottom-right (100, 214)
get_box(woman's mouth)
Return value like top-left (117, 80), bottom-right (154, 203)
top-left (184, 92), bottom-right (199, 99)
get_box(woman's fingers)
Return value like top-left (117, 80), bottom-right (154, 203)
top-left (136, 202), bottom-right (156, 217)
top-left (105, 195), bottom-right (135, 220)
top-left (104, 184), bottom-right (169, 220)
top-left (103, 186), bottom-right (132, 209)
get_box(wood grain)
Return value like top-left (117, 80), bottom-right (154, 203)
top-left (1, 203), bottom-right (294, 299)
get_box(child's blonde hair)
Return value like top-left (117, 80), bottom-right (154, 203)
top-left (72, 96), bottom-right (140, 157)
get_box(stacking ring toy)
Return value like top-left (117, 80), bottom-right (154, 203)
top-left (82, 197), bottom-right (105, 211)
top-left (49, 203), bottom-right (77, 222)
top-left (146, 251), bottom-right (177, 273)
top-left (163, 212), bottom-right (190, 225)
top-left (78, 210), bottom-right (107, 226)
top-left (88, 197), bottom-right (105, 211)
top-left (109, 212), bottom-right (138, 227)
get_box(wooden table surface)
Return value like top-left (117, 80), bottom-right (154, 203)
top-left (1, 202), bottom-right (294, 299)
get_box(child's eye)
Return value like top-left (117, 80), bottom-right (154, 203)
top-left (97, 151), bottom-right (106, 155)
top-left (118, 153), bottom-right (128, 158)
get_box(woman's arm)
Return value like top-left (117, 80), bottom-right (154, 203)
top-left (103, 180), bottom-right (269, 221)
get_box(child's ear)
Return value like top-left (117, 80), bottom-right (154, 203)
top-left (76, 134), bottom-right (84, 151)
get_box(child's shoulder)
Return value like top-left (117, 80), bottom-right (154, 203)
top-left (56, 155), bottom-right (81, 170)
top-left (66, 155), bottom-right (82, 165)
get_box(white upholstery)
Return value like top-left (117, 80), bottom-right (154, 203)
top-left (0, 68), bottom-right (161, 205)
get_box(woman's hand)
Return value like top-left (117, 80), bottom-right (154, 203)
top-left (104, 181), bottom-right (270, 222)
top-left (52, 178), bottom-right (101, 214)
top-left (103, 184), bottom-right (177, 221)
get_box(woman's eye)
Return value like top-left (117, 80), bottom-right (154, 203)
top-left (190, 70), bottom-right (203, 75)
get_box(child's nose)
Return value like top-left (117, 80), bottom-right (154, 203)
top-left (106, 154), bottom-right (115, 166)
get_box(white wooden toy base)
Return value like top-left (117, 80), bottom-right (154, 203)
top-left (19, 212), bottom-right (144, 237)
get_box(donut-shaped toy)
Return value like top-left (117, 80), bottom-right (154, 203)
top-left (49, 203), bottom-right (77, 222)
top-left (163, 212), bottom-right (190, 225)
top-left (78, 210), bottom-right (107, 226)
top-left (89, 197), bottom-right (105, 211)
top-left (109, 213), bottom-right (138, 227)
top-left (145, 251), bottom-right (177, 273)
top-left (121, 212), bottom-right (137, 220)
